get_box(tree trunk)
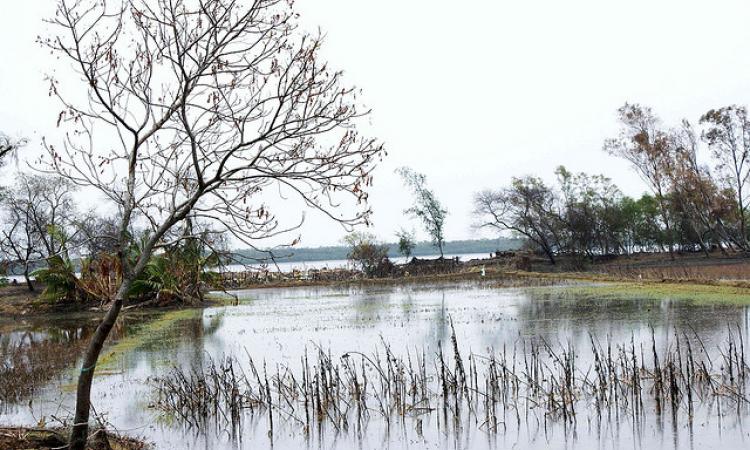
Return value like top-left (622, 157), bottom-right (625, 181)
top-left (544, 247), bottom-right (556, 265)
top-left (697, 238), bottom-right (710, 258)
top-left (737, 180), bottom-right (748, 249)
top-left (664, 228), bottom-right (675, 260)
top-left (68, 280), bottom-right (130, 450)
top-left (23, 267), bottom-right (34, 292)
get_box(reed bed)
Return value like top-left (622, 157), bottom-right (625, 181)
top-left (152, 324), bottom-right (750, 437)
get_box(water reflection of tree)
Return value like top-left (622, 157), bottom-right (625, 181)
top-left (0, 321), bottom-right (97, 406)
top-left (399, 286), bottom-right (415, 315)
top-left (188, 310), bottom-right (225, 369)
top-left (425, 290), bottom-right (449, 352)
top-left (350, 285), bottom-right (398, 325)
top-left (135, 310), bottom-right (226, 372)
top-left (510, 289), bottom-right (750, 350)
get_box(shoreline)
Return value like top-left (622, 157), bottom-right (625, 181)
top-left (0, 427), bottom-right (148, 450)
top-left (6, 254), bottom-right (750, 319)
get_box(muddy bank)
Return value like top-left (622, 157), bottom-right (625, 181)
top-left (0, 282), bottom-right (46, 316)
top-left (0, 282), bottom-right (230, 319)
top-left (217, 251), bottom-right (750, 289)
top-left (0, 427), bottom-right (148, 450)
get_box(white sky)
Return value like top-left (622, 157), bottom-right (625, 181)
top-left (3, 0), bottom-right (750, 247)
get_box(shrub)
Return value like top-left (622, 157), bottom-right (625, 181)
top-left (344, 231), bottom-right (391, 277)
top-left (34, 234), bottom-right (223, 305)
top-left (32, 255), bottom-right (81, 303)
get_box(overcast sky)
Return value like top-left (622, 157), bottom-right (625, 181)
top-left (3, 1), bottom-right (750, 247)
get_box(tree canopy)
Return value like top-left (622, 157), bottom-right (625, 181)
top-left (396, 167), bottom-right (447, 257)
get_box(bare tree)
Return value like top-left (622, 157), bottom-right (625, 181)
top-left (0, 196), bottom-right (41, 291)
top-left (41, 1), bottom-right (383, 447)
top-left (396, 167), bottom-right (447, 257)
top-left (700, 106), bottom-right (750, 249)
top-left (0, 174), bottom-right (77, 291)
top-left (73, 213), bottom-right (121, 257)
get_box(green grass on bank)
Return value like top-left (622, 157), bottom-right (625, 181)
top-left (531, 281), bottom-right (750, 305)
top-left (95, 308), bottom-right (203, 374)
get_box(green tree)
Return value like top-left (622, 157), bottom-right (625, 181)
top-left (556, 166), bottom-right (624, 256)
top-left (395, 228), bottom-right (416, 260)
top-left (396, 167), bottom-right (447, 257)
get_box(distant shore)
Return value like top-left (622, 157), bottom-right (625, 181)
top-left (212, 251), bottom-right (750, 304)
top-left (5, 251), bottom-right (750, 318)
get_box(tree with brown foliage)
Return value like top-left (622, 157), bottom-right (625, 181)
top-left (604, 103), bottom-right (678, 257)
top-left (344, 231), bottom-right (390, 277)
top-left (700, 106), bottom-right (750, 249)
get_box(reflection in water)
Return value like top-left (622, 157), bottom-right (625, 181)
top-left (1, 282), bottom-right (750, 449)
top-left (153, 322), bottom-right (750, 450)
top-left (0, 318), bottom-right (101, 409)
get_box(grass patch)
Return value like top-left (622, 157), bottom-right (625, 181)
top-left (95, 308), bottom-right (202, 372)
top-left (534, 281), bottom-right (750, 304)
top-left (60, 309), bottom-right (203, 391)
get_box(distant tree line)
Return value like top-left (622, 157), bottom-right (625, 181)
top-left (233, 237), bottom-right (521, 264)
top-left (474, 103), bottom-right (750, 264)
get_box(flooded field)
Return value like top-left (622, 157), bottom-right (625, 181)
top-left (2, 280), bottom-right (750, 449)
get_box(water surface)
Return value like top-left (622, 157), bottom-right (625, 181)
top-left (2, 281), bottom-right (750, 449)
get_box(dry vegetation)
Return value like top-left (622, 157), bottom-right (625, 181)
top-left (0, 427), bottom-right (148, 450)
top-left (153, 323), bottom-right (750, 436)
